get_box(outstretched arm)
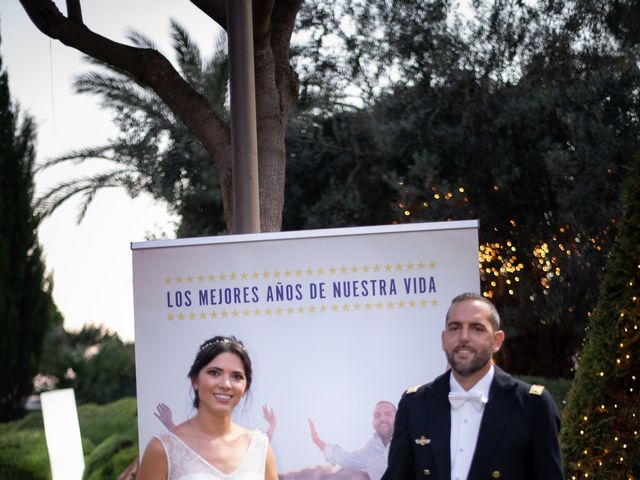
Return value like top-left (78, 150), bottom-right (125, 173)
top-left (308, 418), bottom-right (377, 471)
top-left (307, 418), bottom-right (327, 451)
top-left (262, 405), bottom-right (277, 441)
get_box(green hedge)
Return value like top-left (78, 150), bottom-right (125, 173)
top-left (0, 397), bottom-right (138, 480)
top-left (0, 422), bottom-right (50, 480)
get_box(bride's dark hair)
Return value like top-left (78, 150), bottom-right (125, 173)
top-left (187, 335), bottom-right (252, 408)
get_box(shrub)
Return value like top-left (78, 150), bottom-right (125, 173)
top-left (0, 412), bottom-right (50, 480)
top-left (0, 397), bottom-right (138, 480)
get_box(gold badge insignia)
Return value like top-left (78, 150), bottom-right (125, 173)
top-left (423, 469), bottom-right (432, 476)
top-left (491, 470), bottom-right (501, 478)
top-left (406, 385), bottom-right (421, 394)
top-left (529, 384), bottom-right (545, 396)
top-left (414, 436), bottom-right (431, 446)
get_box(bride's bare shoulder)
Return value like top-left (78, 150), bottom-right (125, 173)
top-left (138, 437), bottom-right (168, 480)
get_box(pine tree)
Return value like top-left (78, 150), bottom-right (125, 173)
top-left (561, 155), bottom-right (640, 478)
top-left (0, 35), bottom-right (61, 420)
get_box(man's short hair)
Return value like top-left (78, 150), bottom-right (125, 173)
top-left (445, 292), bottom-right (501, 330)
top-left (374, 400), bottom-right (397, 412)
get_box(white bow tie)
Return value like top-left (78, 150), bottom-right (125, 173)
top-left (448, 391), bottom-right (487, 411)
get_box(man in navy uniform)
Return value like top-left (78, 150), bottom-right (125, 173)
top-left (382, 293), bottom-right (564, 480)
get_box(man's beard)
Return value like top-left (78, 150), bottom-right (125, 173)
top-left (445, 345), bottom-right (492, 377)
top-left (376, 423), bottom-right (393, 442)
top-left (376, 423), bottom-right (391, 436)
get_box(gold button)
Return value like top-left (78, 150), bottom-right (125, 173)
top-left (423, 469), bottom-right (431, 476)
top-left (491, 471), bottom-right (501, 478)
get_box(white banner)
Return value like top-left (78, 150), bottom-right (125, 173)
top-left (132, 220), bottom-right (479, 473)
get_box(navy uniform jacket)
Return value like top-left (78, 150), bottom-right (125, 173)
top-left (381, 367), bottom-right (564, 480)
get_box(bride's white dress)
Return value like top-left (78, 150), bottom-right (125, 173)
top-left (156, 430), bottom-right (268, 480)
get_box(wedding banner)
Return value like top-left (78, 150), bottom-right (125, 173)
top-left (132, 220), bottom-right (479, 473)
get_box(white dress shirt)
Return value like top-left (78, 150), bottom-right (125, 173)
top-left (324, 433), bottom-right (389, 480)
top-left (449, 365), bottom-right (494, 480)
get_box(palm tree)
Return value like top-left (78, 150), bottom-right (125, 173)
top-left (38, 20), bottom-right (229, 237)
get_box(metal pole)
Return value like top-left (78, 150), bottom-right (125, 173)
top-left (226, 0), bottom-right (260, 234)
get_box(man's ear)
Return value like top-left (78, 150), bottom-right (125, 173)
top-left (493, 329), bottom-right (505, 352)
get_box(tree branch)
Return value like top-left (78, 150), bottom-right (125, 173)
top-left (19, 0), bottom-right (231, 164)
top-left (189, 0), bottom-right (227, 30)
top-left (65, 0), bottom-right (83, 23)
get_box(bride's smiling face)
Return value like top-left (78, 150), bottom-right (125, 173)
top-left (192, 352), bottom-right (247, 414)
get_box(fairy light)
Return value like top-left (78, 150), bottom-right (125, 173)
top-left (566, 276), bottom-right (639, 477)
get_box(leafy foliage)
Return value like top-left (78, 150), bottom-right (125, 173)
top-left (283, 107), bottom-right (399, 228)
top-left (0, 34), bottom-right (62, 421)
top-left (284, 0), bottom-right (640, 376)
top-left (38, 325), bottom-right (136, 405)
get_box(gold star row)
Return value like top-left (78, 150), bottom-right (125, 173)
top-left (164, 260), bottom-right (437, 285)
top-left (165, 298), bottom-right (440, 321)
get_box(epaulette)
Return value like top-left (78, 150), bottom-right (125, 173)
top-left (406, 385), bottom-right (421, 394)
top-left (529, 384), bottom-right (545, 396)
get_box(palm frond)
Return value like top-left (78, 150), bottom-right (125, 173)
top-left (202, 56), bottom-right (229, 115)
top-left (212, 31), bottom-right (228, 58)
top-left (36, 168), bottom-right (137, 223)
top-left (73, 72), bottom-right (172, 125)
top-left (36, 146), bottom-right (116, 172)
top-left (79, 54), bottom-right (139, 82)
top-left (202, 33), bottom-right (230, 115)
top-left (80, 54), bottom-right (118, 71)
top-left (74, 72), bottom-right (149, 102)
top-left (126, 29), bottom-right (158, 50)
top-left (169, 18), bottom-right (203, 87)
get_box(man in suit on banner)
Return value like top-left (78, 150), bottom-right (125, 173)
top-left (382, 292), bottom-right (564, 480)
